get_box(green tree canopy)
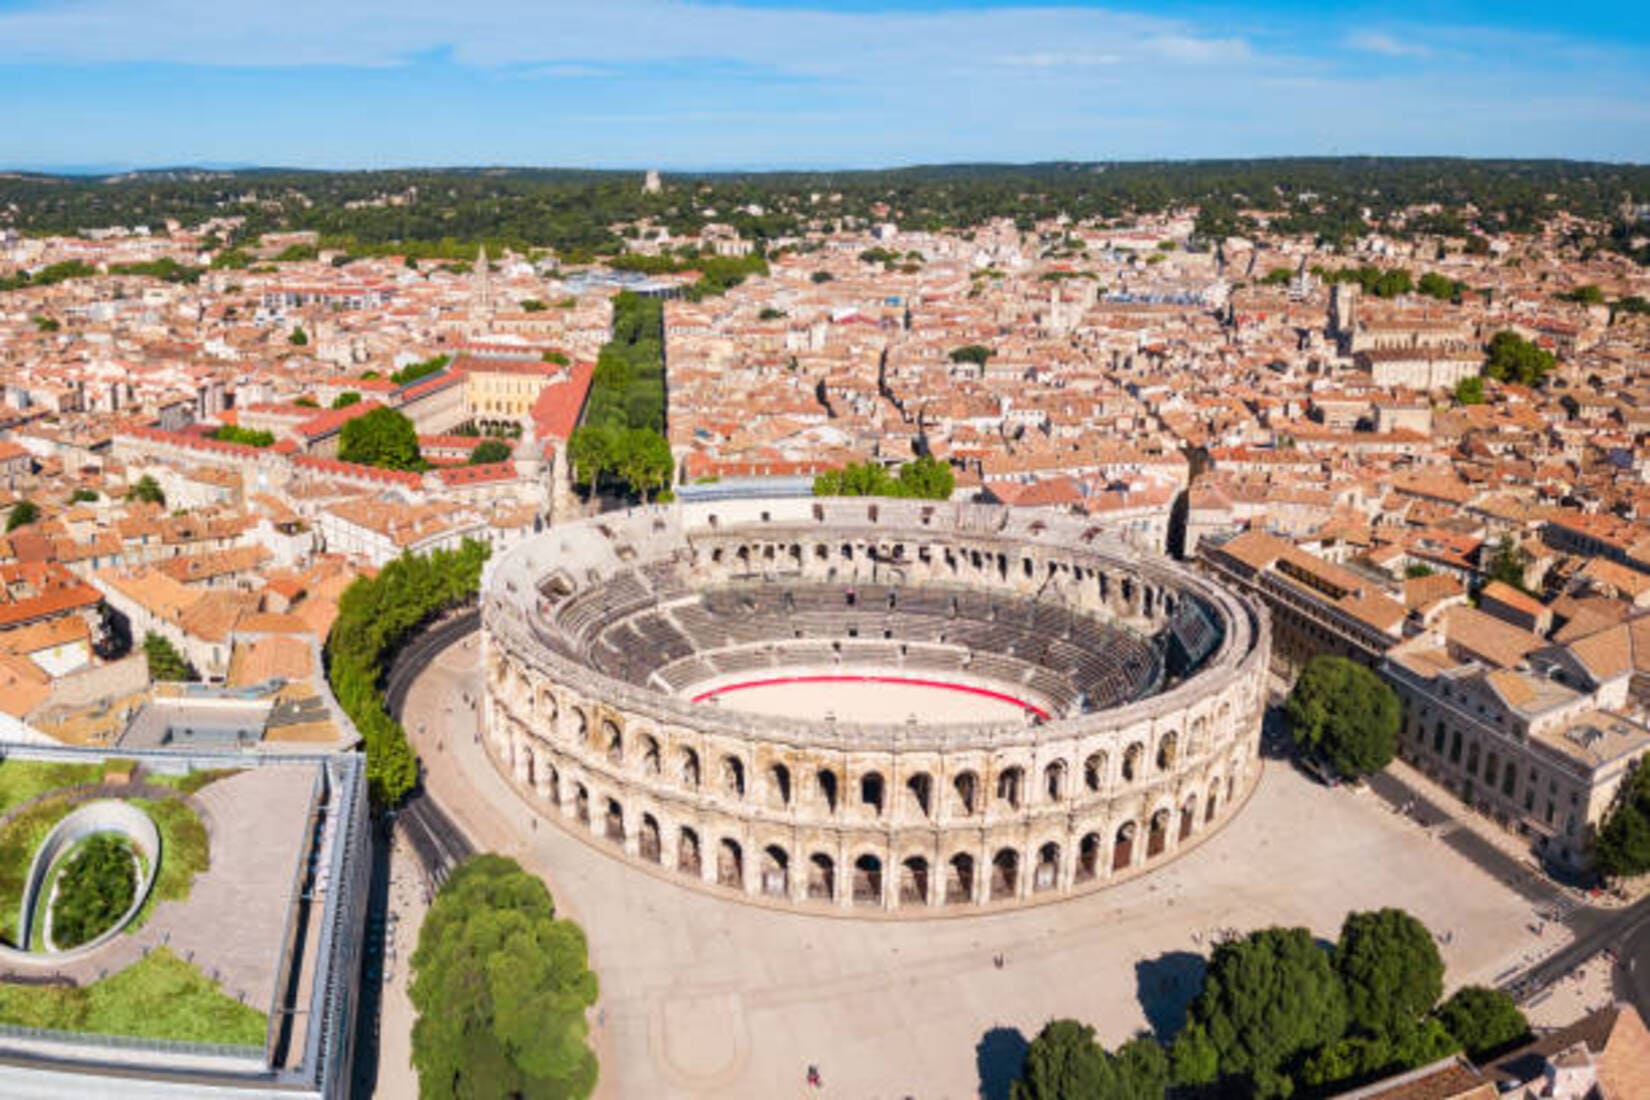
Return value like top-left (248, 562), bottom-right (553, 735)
top-left (1335, 909), bottom-right (1445, 1038)
top-left (390, 354), bottom-right (451, 386)
top-left (1434, 986), bottom-right (1529, 1059)
top-left (339, 407), bottom-right (423, 471)
top-left (327, 539), bottom-right (488, 804)
top-left (410, 854), bottom-right (599, 1100)
top-left (209, 425), bottom-right (276, 448)
top-left (1417, 272), bottom-right (1462, 300)
top-left (1596, 761), bottom-right (1650, 877)
top-left (6, 500), bottom-right (39, 532)
top-left (143, 632), bottom-right (199, 683)
top-left (1484, 331), bottom-right (1555, 386)
top-left (813, 456), bottom-right (955, 500)
top-left (127, 474), bottom-right (165, 506)
top-left (469, 439), bottom-right (513, 464)
top-left (331, 391), bottom-right (362, 409)
top-left (948, 343), bottom-right (995, 366)
top-left (288, 326), bottom-right (308, 347)
top-left (1484, 534), bottom-right (1531, 592)
top-left (1454, 375), bottom-right (1486, 405)
top-left (1285, 656), bottom-right (1401, 778)
top-left (1011, 1020), bottom-right (1169, 1100)
top-left (1187, 926), bottom-right (1349, 1091)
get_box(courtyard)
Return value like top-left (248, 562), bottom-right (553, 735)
top-left (404, 636), bottom-right (1558, 1099)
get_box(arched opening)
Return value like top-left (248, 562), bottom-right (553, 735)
top-left (996, 766), bottom-right (1024, 810)
top-left (760, 845), bottom-right (789, 898)
top-left (1113, 822), bottom-right (1135, 871)
top-left (990, 848), bottom-right (1019, 900)
top-left (906, 772), bottom-right (933, 818)
top-left (678, 827), bottom-right (702, 877)
top-left (768, 763), bottom-right (792, 808)
top-left (1122, 742), bottom-right (1144, 782)
top-left (603, 798), bottom-right (624, 844)
top-left (1206, 782), bottom-right (1220, 822)
top-left (680, 748), bottom-right (701, 788)
top-left (574, 783), bottom-right (590, 826)
top-left (722, 755), bottom-right (746, 798)
top-left (1043, 761), bottom-right (1066, 803)
top-left (640, 734), bottom-right (661, 775)
top-left (852, 854), bottom-right (883, 906)
top-left (1077, 832), bottom-right (1101, 883)
top-left (807, 853), bottom-right (835, 901)
top-left (899, 856), bottom-right (930, 906)
top-left (604, 719), bottom-right (623, 765)
top-left (1157, 732), bottom-right (1179, 772)
top-left (1083, 752), bottom-right (1107, 792)
top-left (1147, 808), bottom-right (1171, 858)
top-left (1180, 797), bottom-right (1197, 841)
top-left (953, 770), bottom-right (979, 816)
top-left (639, 813), bottom-right (661, 862)
top-left (816, 769), bottom-right (839, 813)
top-left (1034, 841), bottom-right (1061, 892)
top-left (860, 772), bottom-right (885, 816)
top-left (717, 838), bottom-right (744, 890)
top-left (946, 853), bottom-right (975, 904)
top-left (543, 762), bottom-right (560, 807)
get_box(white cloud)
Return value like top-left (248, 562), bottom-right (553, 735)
top-left (1345, 31), bottom-right (1432, 59)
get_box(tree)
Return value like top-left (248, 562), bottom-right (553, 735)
top-left (339, 407), bottom-right (423, 471)
top-left (810, 270), bottom-right (833, 283)
top-left (328, 539), bottom-right (488, 803)
top-left (332, 391), bottom-right (362, 409)
top-left (1285, 656), bottom-right (1401, 779)
top-left (1169, 1020), bottom-right (1219, 1087)
top-left (209, 425), bottom-right (276, 447)
top-left (1434, 986), bottom-right (1528, 1059)
top-left (949, 344), bottom-right (995, 366)
top-left (1559, 284), bottom-right (1604, 305)
top-left (410, 855), bottom-right (599, 1100)
top-left (390, 354), bottom-right (451, 386)
top-left (897, 454), bottom-right (956, 500)
top-left (1012, 1021), bottom-right (1168, 1100)
top-left (519, 298), bottom-right (548, 311)
top-left (6, 500), bottom-right (39, 532)
top-left (288, 326), bottom-right (309, 347)
top-left (1596, 762), bottom-right (1650, 877)
top-left (143, 632), bottom-right (199, 682)
top-left (70, 488), bottom-right (98, 504)
top-left (1484, 331), bottom-right (1555, 386)
top-left (1418, 272), bottom-right (1460, 301)
top-left (1335, 909), bottom-right (1444, 1039)
top-left (1187, 926), bottom-right (1348, 1091)
top-left (469, 439), bottom-right (513, 465)
top-left (1454, 375), bottom-right (1485, 405)
top-left (127, 475), bottom-right (165, 506)
top-left (1483, 535), bottom-right (1530, 592)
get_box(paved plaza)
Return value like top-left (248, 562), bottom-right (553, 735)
top-left (404, 638), bottom-right (1559, 1100)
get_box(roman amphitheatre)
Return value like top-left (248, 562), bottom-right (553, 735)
top-left (480, 497), bottom-right (1270, 913)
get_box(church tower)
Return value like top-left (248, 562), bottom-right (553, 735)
top-left (472, 244), bottom-right (495, 329)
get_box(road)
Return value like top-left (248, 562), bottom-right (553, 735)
top-left (1365, 766), bottom-right (1650, 1021)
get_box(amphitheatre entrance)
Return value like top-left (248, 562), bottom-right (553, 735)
top-left (691, 674), bottom-right (1044, 724)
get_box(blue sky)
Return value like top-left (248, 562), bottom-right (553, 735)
top-left (1, 0), bottom-right (1646, 171)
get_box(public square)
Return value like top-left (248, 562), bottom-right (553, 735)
top-left (400, 636), bottom-right (1560, 1099)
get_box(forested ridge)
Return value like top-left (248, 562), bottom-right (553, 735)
top-left (3, 159), bottom-right (1647, 263)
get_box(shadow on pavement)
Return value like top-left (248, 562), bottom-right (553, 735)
top-left (1135, 950), bottom-right (1207, 1041)
top-left (976, 1025), bottom-right (1030, 1100)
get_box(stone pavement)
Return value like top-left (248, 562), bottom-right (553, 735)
top-left (405, 638), bottom-right (1554, 1100)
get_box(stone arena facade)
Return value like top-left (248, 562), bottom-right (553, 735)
top-left (480, 498), bottom-right (1270, 914)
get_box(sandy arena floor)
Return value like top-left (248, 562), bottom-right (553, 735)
top-left (692, 673), bottom-right (1038, 724)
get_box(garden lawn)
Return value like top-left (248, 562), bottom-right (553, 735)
top-left (0, 795), bottom-right (78, 945)
top-left (0, 948), bottom-right (266, 1046)
top-left (0, 760), bottom-right (101, 814)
